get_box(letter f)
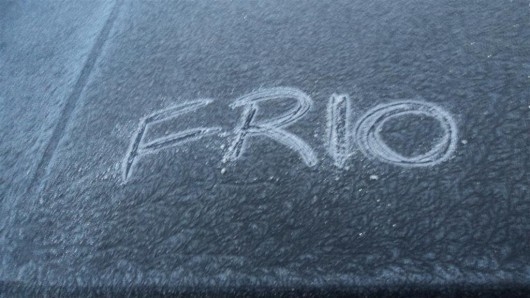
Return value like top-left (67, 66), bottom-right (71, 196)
top-left (123, 99), bottom-right (221, 182)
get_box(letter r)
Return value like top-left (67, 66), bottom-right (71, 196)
top-left (224, 87), bottom-right (318, 167)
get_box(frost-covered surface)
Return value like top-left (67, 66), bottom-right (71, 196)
top-left (1, 0), bottom-right (529, 295)
top-left (0, 0), bottom-right (115, 283)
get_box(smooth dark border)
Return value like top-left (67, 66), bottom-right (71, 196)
top-left (2, 281), bottom-right (529, 297)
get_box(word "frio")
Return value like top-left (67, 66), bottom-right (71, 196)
top-left (123, 87), bottom-right (458, 181)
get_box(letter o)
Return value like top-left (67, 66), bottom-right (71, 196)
top-left (354, 100), bottom-right (458, 167)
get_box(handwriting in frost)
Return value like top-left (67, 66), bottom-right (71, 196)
top-left (224, 87), bottom-right (318, 166)
top-left (354, 100), bottom-right (458, 167)
top-left (123, 87), bottom-right (458, 182)
top-left (122, 99), bottom-right (222, 181)
top-left (326, 93), bottom-right (353, 168)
